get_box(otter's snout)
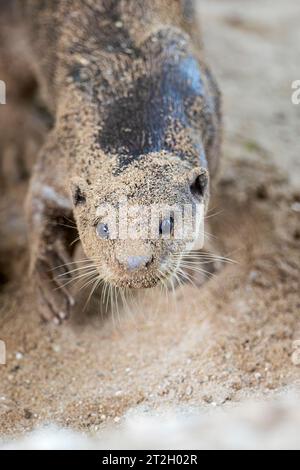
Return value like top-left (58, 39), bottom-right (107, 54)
top-left (117, 254), bottom-right (153, 272)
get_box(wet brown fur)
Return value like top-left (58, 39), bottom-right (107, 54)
top-left (0, 0), bottom-right (221, 322)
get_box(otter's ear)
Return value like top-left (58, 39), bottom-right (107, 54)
top-left (70, 179), bottom-right (87, 207)
top-left (190, 168), bottom-right (209, 200)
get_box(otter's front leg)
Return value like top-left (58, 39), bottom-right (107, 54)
top-left (26, 139), bottom-right (76, 324)
top-left (0, 103), bottom-right (47, 188)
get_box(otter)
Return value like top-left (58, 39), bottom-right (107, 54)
top-left (1, 0), bottom-right (221, 323)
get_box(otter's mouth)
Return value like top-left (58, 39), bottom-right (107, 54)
top-left (104, 273), bottom-right (162, 290)
top-left (102, 258), bottom-right (181, 290)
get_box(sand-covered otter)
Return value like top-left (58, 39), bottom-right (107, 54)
top-left (1, 0), bottom-right (221, 322)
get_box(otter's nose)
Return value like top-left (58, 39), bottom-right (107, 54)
top-left (119, 255), bottom-right (153, 272)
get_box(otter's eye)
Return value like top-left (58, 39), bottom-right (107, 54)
top-left (159, 216), bottom-right (174, 238)
top-left (96, 223), bottom-right (110, 240)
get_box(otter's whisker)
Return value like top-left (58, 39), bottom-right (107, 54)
top-left (173, 252), bottom-right (236, 265)
top-left (106, 283), bottom-right (111, 314)
top-left (204, 231), bottom-right (217, 241)
top-left (51, 258), bottom-right (98, 271)
top-left (172, 270), bottom-right (185, 295)
top-left (99, 280), bottom-right (106, 316)
top-left (119, 288), bottom-right (127, 316)
top-left (63, 215), bottom-right (78, 226)
top-left (191, 252), bottom-right (236, 264)
top-left (205, 209), bottom-right (224, 219)
top-left (178, 263), bottom-right (216, 280)
top-left (55, 269), bottom-right (98, 290)
top-left (127, 287), bottom-right (139, 318)
top-left (174, 259), bottom-right (218, 268)
top-left (101, 280), bottom-right (108, 308)
top-left (52, 222), bottom-right (77, 230)
top-left (110, 285), bottom-right (117, 328)
top-left (78, 272), bottom-right (100, 292)
top-left (115, 287), bottom-right (122, 325)
top-left (121, 288), bottom-right (136, 322)
top-left (104, 280), bottom-right (112, 313)
top-left (176, 267), bottom-right (197, 288)
top-left (84, 276), bottom-right (103, 311)
top-left (69, 236), bottom-right (81, 247)
top-left (167, 271), bottom-right (179, 314)
top-left (57, 266), bottom-right (97, 282)
top-left (56, 264), bottom-right (98, 278)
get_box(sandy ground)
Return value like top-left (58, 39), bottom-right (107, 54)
top-left (0, 0), bottom-right (299, 443)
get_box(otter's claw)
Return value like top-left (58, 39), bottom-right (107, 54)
top-left (35, 253), bottom-right (75, 324)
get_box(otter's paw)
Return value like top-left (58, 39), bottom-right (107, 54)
top-left (34, 251), bottom-right (75, 324)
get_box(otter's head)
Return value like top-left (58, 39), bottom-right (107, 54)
top-left (71, 153), bottom-right (209, 289)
